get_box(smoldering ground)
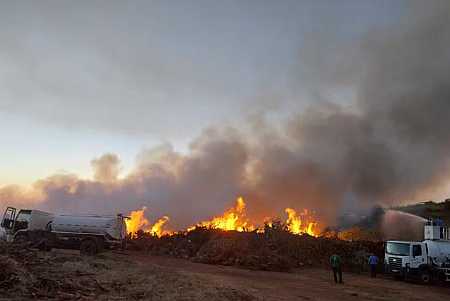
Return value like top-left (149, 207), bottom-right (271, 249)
top-left (1, 1), bottom-right (450, 230)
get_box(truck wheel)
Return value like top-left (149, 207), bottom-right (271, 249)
top-left (420, 270), bottom-right (431, 284)
top-left (80, 239), bottom-right (98, 256)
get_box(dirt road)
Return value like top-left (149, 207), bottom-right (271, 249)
top-left (3, 246), bottom-right (449, 300)
top-left (134, 253), bottom-right (450, 301)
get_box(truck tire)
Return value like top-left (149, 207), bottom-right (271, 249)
top-left (80, 239), bottom-right (98, 256)
top-left (420, 270), bottom-right (431, 284)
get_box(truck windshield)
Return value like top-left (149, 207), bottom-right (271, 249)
top-left (14, 210), bottom-right (31, 232)
top-left (386, 242), bottom-right (410, 256)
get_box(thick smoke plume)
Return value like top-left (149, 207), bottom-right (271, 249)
top-left (1, 2), bottom-right (450, 229)
top-left (91, 153), bottom-right (121, 183)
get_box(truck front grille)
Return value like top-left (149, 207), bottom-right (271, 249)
top-left (388, 257), bottom-right (402, 272)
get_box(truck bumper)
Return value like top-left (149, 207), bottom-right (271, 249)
top-left (385, 264), bottom-right (403, 274)
top-left (385, 264), bottom-right (409, 278)
top-left (438, 268), bottom-right (450, 282)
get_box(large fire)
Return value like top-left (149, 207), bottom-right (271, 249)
top-left (285, 208), bottom-right (317, 236)
top-left (126, 207), bottom-right (150, 235)
top-left (186, 197), bottom-right (255, 232)
top-left (151, 216), bottom-right (170, 237)
top-left (125, 207), bottom-right (171, 237)
top-left (126, 197), bottom-right (319, 237)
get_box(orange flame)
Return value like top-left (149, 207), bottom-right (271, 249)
top-left (126, 207), bottom-right (150, 235)
top-left (151, 216), bottom-right (170, 237)
top-left (285, 208), bottom-right (318, 236)
top-left (187, 197), bottom-right (255, 232)
top-left (125, 207), bottom-right (171, 237)
top-left (127, 198), bottom-right (319, 237)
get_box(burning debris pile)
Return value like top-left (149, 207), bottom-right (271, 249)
top-left (126, 199), bottom-right (383, 272)
top-left (186, 197), bottom-right (254, 232)
top-left (126, 207), bottom-right (171, 237)
top-left (125, 197), bottom-right (320, 238)
top-left (128, 227), bottom-right (383, 272)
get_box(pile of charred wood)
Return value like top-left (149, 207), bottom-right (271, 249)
top-left (128, 224), bottom-right (384, 272)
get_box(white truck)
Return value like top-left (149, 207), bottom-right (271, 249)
top-left (384, 220), bottom-right (450, 283)
top-left (1, 206), bottom-right (128, 255)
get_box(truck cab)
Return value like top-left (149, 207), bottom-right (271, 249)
top-left (384, 241), bottom-right (429, 280)
top-left (1, 207), bottom-right (54, 242)
top-left (385, 221), bottom-right (450, 283)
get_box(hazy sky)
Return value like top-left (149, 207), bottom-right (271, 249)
top-left (0, 0), bottom-right (405, 186)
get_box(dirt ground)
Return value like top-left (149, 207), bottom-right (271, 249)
top-left (134, 253), bottom-right (450, 301)
top-left (2, 248), bottom-right (450, 300)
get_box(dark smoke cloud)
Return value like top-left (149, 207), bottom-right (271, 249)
top-left (352, 1), bottom-right (450, 201)
top-left (1, 2), bottom-right (450, 228)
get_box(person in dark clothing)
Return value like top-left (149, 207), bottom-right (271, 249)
top-left (435, 217), bottom-right (445, 239)
top-left (368, 254), bottom-right (379, 278)
top-left (330, 254), bottom-right (343, 283)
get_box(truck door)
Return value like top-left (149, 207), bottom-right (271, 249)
top-left (411, 244), bottom-right (425, 268)
top-left (1, 207), bottom-right (17, 233)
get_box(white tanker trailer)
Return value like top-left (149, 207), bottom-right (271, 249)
top-left (1, 206), bottom-right (128, 255)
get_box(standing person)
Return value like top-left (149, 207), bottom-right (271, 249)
top-left (435, 217), bottom-right (444, 239)
top-left (435, 217), bottom-right (444, 226)
top-left (330, 254), bottom-right (343, 284)
top-left (368, 254), bottom-right (379, 278)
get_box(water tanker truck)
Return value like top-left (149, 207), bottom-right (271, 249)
top-left (0, 206), bottom-right (128, 255)
top-left (384, 219), bottom-right (450, 283)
